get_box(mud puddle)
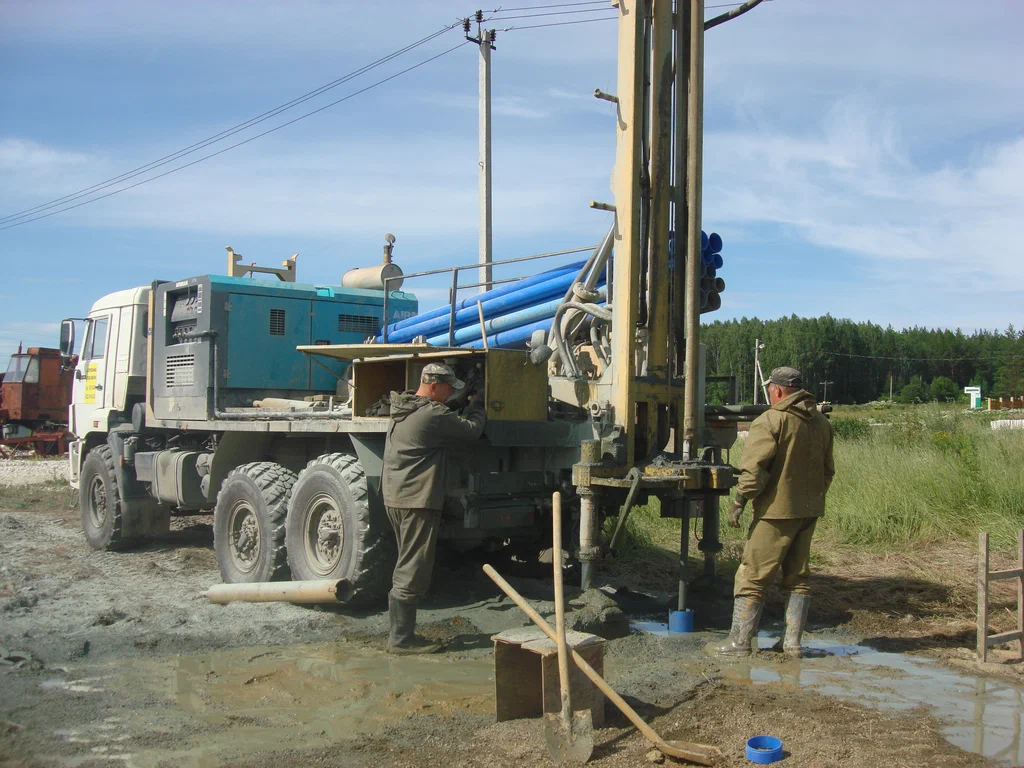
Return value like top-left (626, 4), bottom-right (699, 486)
top-left (38, 641), bottom-right (497, 767)
top-left (735, 638), bottom-right (1022, 764)
top-left (628, 621), bottom-right (1023, 765)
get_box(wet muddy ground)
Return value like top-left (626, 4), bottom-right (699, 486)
top-left (1, 479), bottom-right (1021, 767)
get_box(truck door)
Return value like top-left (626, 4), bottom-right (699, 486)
top-left (71, 314), bottom-right (111, 435)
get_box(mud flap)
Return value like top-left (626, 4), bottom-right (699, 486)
top-left (106, 431), bottom-right (170, 538)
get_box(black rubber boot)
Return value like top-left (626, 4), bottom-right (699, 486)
top-left (387, 595), bottom-right (443, 655)
top-left (706, 597), bottom-right (763, 657)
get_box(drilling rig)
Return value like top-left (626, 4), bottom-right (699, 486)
top-left (61, 0), bottom-right (762, 609)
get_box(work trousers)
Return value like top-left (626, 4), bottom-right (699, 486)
top-left (734, 517), bottom-right (818, 601)
top-left (385, 506), bottom-right (441, 603)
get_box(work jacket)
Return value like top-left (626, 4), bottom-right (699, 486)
top-left (382, 392), bottom-right (486, 510)
top-left (736, 389), bottom-right (835, 520)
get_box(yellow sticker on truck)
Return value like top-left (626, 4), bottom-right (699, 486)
top-left (83, 364), bottom-right (98, 404)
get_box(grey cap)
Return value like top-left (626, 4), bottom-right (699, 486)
top-left (421, 362), bottom-right (465, 390)
top-left (768, 366), bottom-right (803, 388)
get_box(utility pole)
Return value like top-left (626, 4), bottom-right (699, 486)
top-left (466, 14), bottom-right (495, 293)
top-left (822, 379), bottom-right (833, 403)
top-left (753, 339), bottom-right (765, 404)
top-left (889, 372), bottom-right (894, 401)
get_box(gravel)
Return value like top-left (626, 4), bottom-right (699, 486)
top-left (0, 457), bottom-right (69, 487)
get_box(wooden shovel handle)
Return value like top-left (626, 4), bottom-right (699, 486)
top-left (482, 564), bottom-right (717, 765)
top-left (552, 492), bottom-right (572, 717)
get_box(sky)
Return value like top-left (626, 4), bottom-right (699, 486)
top-left (1, 0), bottom-right (1022, 364)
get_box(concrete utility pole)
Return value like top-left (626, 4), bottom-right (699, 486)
top-left (822, 379), bottom-right (833, 403)
top-left (466, 14), bottom-right (495, 294)
top-left (753, 339), bottom-right (765, 404)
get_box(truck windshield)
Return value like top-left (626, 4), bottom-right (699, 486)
top-left (4, 355), bottom-right (39, 384)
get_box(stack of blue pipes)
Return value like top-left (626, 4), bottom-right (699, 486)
top-left (668, 229), bottom-right (727, 313)
top-left (378, 261), bottom-right (606, 350)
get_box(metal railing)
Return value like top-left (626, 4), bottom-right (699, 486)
top-left (381, 245), bottom-right (598, 346)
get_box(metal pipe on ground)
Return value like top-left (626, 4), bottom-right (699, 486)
top-left (205, 579), bottom-right (355, 604)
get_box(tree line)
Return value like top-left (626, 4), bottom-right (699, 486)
top-left (701, 315), bottom-right (1024, 405)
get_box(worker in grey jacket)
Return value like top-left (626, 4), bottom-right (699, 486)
top-left (382, 362), bottom-right (486, 654)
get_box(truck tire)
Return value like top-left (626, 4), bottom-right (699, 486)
top-left (285, 453), bottom-right (394, 606)
top-left (80, 445), bottom-right (127, 551)
top-left (213, 462), bottom-right (296, 584)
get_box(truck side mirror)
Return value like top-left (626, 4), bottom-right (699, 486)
top-left (60, 320), bottom-right (76, 361)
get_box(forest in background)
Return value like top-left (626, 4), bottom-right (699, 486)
top-left (701, 315), bottom-right (1024, 405)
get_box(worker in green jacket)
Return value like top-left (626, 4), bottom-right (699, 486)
top-left (382, 362), bottom-right (486, 654)
top-left (709, 366), bottom-right (835, 658)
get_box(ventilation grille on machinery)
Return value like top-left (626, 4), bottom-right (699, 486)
top-left (269, 308), bottom-right (286, 336)
top-left (338, 314), bottom-right (378, 335)
top-left (165, 354), bottom-right (195, 387)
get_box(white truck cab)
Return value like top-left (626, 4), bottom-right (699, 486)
top-left (63, 286), bottom-right (149, 488)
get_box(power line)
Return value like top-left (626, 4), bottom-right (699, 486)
top-left (825, 351), bottom-right (1021, 363)
top-left (0, 24), bottom-right (459, 227)
top-left (484, 1), bottom-right (609, 10)
top-left (486, 7), bottom-right (617, 21)
top-left (500, 15), bottom-right (617, 31)
top-left (0, 41), bottom-right (468, 232)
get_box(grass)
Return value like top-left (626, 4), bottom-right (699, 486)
top-left (608, 402), bottom-right (1024, 584)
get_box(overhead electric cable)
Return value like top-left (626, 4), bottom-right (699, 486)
top-left (0, 23), bottom-right (459, 226)
top-left (485, 7), bottom-right (617, 21)
top-left (0, 41), bottom-right (468, 232)
top-left (484, 1), bottom-right (609, 11)
top-left (500, 15), bottom-right (617, 31)
top-left (825, 351), bottom-right (1020, 362)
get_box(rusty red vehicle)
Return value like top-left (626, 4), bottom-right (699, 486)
top-left (0, 346), bottom-right (73, 458)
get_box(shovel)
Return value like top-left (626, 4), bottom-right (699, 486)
top-left (543, 492), bottom-right (595, 762)
top-left (484, 563), bottom-right (721, 766)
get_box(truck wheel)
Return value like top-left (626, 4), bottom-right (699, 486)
top-left (213, 462), bottom-right (296, 584)
top-left (286, 453), bottom-right (394, 606)
top-left (80, 445), bottom-right (127, 550)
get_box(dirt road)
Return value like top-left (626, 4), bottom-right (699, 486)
top-left (1, 477), bottom-right (1019, 767)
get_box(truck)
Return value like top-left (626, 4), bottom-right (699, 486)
top-left (1, 346), bottom-right (73, 457)
top-left (60, 2), bottom-right (757, 610)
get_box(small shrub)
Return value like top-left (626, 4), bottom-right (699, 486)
top-left (831, 417), bottom-right (871, 441)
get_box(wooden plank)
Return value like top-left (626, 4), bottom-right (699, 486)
top-left (1018, 528), bottom-right (1024, 661)
top-left (988, 568), bottom-right (1024, 582)
top-left (978, 532), bottom-right (989, 662)
top-left (297, 344), bottom-right (470, 361)
top-left (985, 630), bottom-right (1024, 647)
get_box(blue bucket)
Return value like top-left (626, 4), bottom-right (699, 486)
top-left (745, 735), bottom-right (783, 764)
top-left (668, 609), bottom-right (694, 633)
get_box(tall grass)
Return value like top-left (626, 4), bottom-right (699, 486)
top-left (733, 405), bottom-right (1024, 550)
top-left (820, 408), bottom-right (1024, 549)
top-left (610, 404), bottom-right (1024, 565)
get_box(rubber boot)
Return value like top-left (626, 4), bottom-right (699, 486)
top-left (774, 593), bottom-right (810, 658)
top-left (706, 597), bottom-right (763, 657)
top-left (387, 595), bottom-right (443, 655)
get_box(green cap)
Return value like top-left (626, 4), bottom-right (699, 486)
top-left (421, 362), bottom-right (464, 389)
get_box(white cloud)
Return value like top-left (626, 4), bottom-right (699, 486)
top-left (704, 97), bottom-right (1024, 295)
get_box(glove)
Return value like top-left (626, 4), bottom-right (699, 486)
top-left (728, 497), bottom-right (747, 528)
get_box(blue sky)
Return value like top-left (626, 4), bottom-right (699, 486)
top-left (1, 0), bottom-right (1022, 364)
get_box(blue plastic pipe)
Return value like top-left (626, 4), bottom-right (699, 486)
top-left (465, 301), bottom-right (608, 350)
top-left (384, 266), bottom-right (602, 344)
top-left (380, 261), bottom-right (583, 339)
top-left (431, 281), bottom-right (607, 346)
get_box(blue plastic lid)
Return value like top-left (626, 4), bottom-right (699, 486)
top-left (745, 735), bottom-right (783, 764)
